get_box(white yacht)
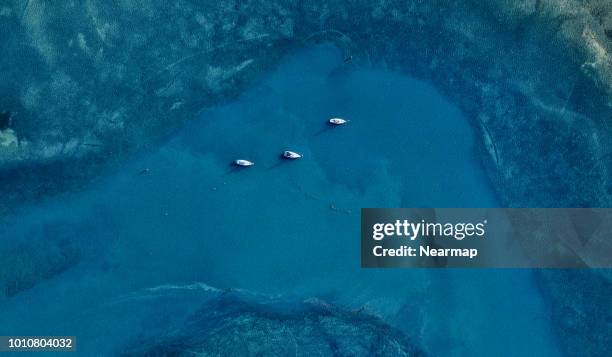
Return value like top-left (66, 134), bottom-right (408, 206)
top-left (329, 117), bottom-right (348, 125)
top-left (234, 159), bottom-right (254, 167)
top-left (283, 151), bottom-right (302, 159)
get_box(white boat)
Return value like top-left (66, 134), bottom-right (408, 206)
top-left (234, 159), bottom-right (254, 167)
top-left (329, 117), bottom-right (348, 125)
top-left (283, 150), bottom-right (302, 159)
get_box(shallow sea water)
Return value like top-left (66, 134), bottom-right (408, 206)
top-left (0, 45), bottom-right (560, 356)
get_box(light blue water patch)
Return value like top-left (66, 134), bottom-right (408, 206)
top-left (0, 44), bottom-right (559, 356)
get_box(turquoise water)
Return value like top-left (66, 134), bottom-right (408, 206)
top-left (0, 45), bottom-right (559, 355)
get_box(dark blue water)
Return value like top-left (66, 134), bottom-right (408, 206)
top-left (0, 45), bottom-right (559, 355)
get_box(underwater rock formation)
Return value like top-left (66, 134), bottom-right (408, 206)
top-left (535, 270), bottom-right (612, 357)
top-left (0, 0), bottom-right (610, 210)
top-left (121, 295), bottom-right (425, 356)
top-left (0, 111), bottom-right (11, 130)
top-left (0, 225), bottom-right (80, 299)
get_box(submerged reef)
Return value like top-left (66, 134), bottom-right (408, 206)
top-left (0, 0), bottom-right (610, 209)
top-left (0, 219), bottom-right (81, 299)
top-left (535, 270), bottom-right (612, 356)
top-left (121, 294), bottom-right (425, 356)
top-left (1, 0), bottom-right (611, 355)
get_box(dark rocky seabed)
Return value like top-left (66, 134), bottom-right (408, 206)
top-left (1, 0), bottom-right (612, 356)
